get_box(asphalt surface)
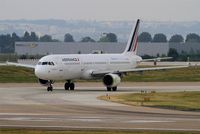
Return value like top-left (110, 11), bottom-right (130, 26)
top-left (0, 82), bottom-right (200, 131)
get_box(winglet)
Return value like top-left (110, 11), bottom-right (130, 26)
top-left (123, 19), bottom-right (140, 54)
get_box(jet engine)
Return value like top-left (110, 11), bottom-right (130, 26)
top-left (38, 79), bottom-right (53, 86)
top-left (103, 73), bottom-right (121, 87)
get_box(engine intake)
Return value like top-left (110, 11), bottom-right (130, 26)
top-left (38, 79), bottom-right (51, 86)
top-left (103, 73), bottom-right (121, 87)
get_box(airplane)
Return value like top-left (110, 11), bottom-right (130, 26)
top-left (7, 19), bottom-right (189, 91)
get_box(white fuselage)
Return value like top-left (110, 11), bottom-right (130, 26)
top-left (34, 53), bottom-right (142, 81)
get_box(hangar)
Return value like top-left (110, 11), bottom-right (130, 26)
top-left (15, 42), bottom-right (169, 57)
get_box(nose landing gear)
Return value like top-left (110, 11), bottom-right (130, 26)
top-left (46, 80), bottom-right (55, 92)
top-left (47, 85), bottom-right (53, 91)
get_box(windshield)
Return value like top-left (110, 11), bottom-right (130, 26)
top-left (37, 62), bottom-right (55, 66)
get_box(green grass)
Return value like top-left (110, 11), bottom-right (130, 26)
top-left (0, 53), bottom-right (17, 62)
top-left (0, 66), bottom-right (200, 83)
top-left (123, 66), bottom-right (200, 82)
top-left (0, 129), bottom-right (199, 134)
top-left (99, 91), bottom-right (200, 111)
top-left (0, 66), bottom-right (37, 83)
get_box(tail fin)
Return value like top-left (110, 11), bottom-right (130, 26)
top-left (123, 19), bottom-right (140, 54)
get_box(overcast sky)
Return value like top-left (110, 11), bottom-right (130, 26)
top-left (0, 0), bottom-right (199, 21)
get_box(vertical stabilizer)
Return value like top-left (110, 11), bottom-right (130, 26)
top-left (123, 19), bottom-right (140, 54)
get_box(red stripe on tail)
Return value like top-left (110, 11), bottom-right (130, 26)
top-left (133, 37), bottom-right (138, 52)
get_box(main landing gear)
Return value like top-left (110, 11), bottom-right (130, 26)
top-left (46, 80), bottom-right (117, 92)
top-left (107, 86), bottom-right (117, 91)
top-left (46, 80), bottom-right (75, 91)
top-left (64, 80), bottom-right (75, 90)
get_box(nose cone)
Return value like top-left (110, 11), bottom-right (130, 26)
top-left (35, 65), bottom-right (43, 79)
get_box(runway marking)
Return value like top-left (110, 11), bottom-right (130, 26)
top-left (127, 120), bottom-right (175, 123)
top-left (0, 124), bottom-right (200, 132)
top-left (0, 117), bottom-right (176, 123)
top-left (0, 117), bottom-right (103, 122)
top-left (68, 118), bottom-right (102, 122)
top-left (0, 113), bottom-right (58, 116)
top-left (0, 117), bottom-right (58, 122)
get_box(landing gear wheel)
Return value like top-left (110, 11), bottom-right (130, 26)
top-left (47, 86), bottom-right (53, 92)
top-left (64, 83), bottom-right (70, 90)
top-left (107, 87), bottom-right (112, 91)
top-left (112, 87), bottom-right (117, 91)
top-left (64, 80), bottom-right (75, 90)
top-left (69, 83), bottom-right (75, 90)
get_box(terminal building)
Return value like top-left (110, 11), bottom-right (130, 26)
top-left (169, 43), bottom-right (200, 54)
top-left (15, 42), bottom-right (200, 57)
top-left (15, 42), bottom-right (169, 57)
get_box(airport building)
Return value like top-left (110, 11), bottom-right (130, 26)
top-left (15, 42), bottom-right (200, 57)
top-left (15, 42), bottom-right (169, 56)
top-left (169, 43), bottom-right (200, 54)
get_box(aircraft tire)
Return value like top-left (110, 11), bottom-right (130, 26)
top-left (64, 83), bottom-right (70, 90)
top-left (69, 83), bottom-right (75, 90)
top-left (47, 86), bottom-right (53, 92)
top-left (107, 87), bottom-right (112, 91)
top-left (112, 87), bottom-right (117, 91)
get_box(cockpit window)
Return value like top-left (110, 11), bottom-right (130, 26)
top-left (42, 62), bottom-right (48, 65)
top-left (49, 62), bottom-right (55, 65)
top-left (38, 61), bottom-right (55, 66)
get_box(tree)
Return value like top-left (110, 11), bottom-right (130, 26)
top-left (22, 31), bottom-right (31, 42)
top-left (185, 33), bottom-right (200, 43)
top-left (81, 36), bottom-right (95, 42)
top-left (0, 34), bottom-right (14, 53)
top-left (11, 33), bottom-right (21, 53)
top-left (152, 33), bottom-right (167, 42)
top-left (99, 33), bottom-right (117, 42)
top-left (30, 32), bottom-right (39, 41)
top-left (64, 33), bottom-right (74, 42)
top-left (138, 32), bottom-right (152, 42)
top-left (168, 48), bottom-right (179, 61)
top-left (11, 32), bottom-right (21, 42)
top-left (22, 31), bottom-right (39, 42)
top-left (169, 34), bottom-right (184, 43)
top-left (40, 35), bottom-right (53, 42)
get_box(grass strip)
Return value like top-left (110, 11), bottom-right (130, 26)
top-left (1, 66), bottom-right (200, 83)
top-left (99, 91), bottom-right (200, 111)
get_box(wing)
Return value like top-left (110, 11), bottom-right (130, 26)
top-left (6, 62), bottom-right (35, 69)
top-left (92, 65), bottom-right (189, 77)
top-left (142, 57), bottom-right (172, 62)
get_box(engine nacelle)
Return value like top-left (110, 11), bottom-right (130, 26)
top-left (103, 73), bottom-right (121, 87)
top-left (38, 79), bottom-right (52, 86)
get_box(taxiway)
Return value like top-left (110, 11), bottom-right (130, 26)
top-left (0, 82), bottom-right (200, 131)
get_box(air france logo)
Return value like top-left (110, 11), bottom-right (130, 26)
top-left (62, 58), bottom-right (79, 62)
